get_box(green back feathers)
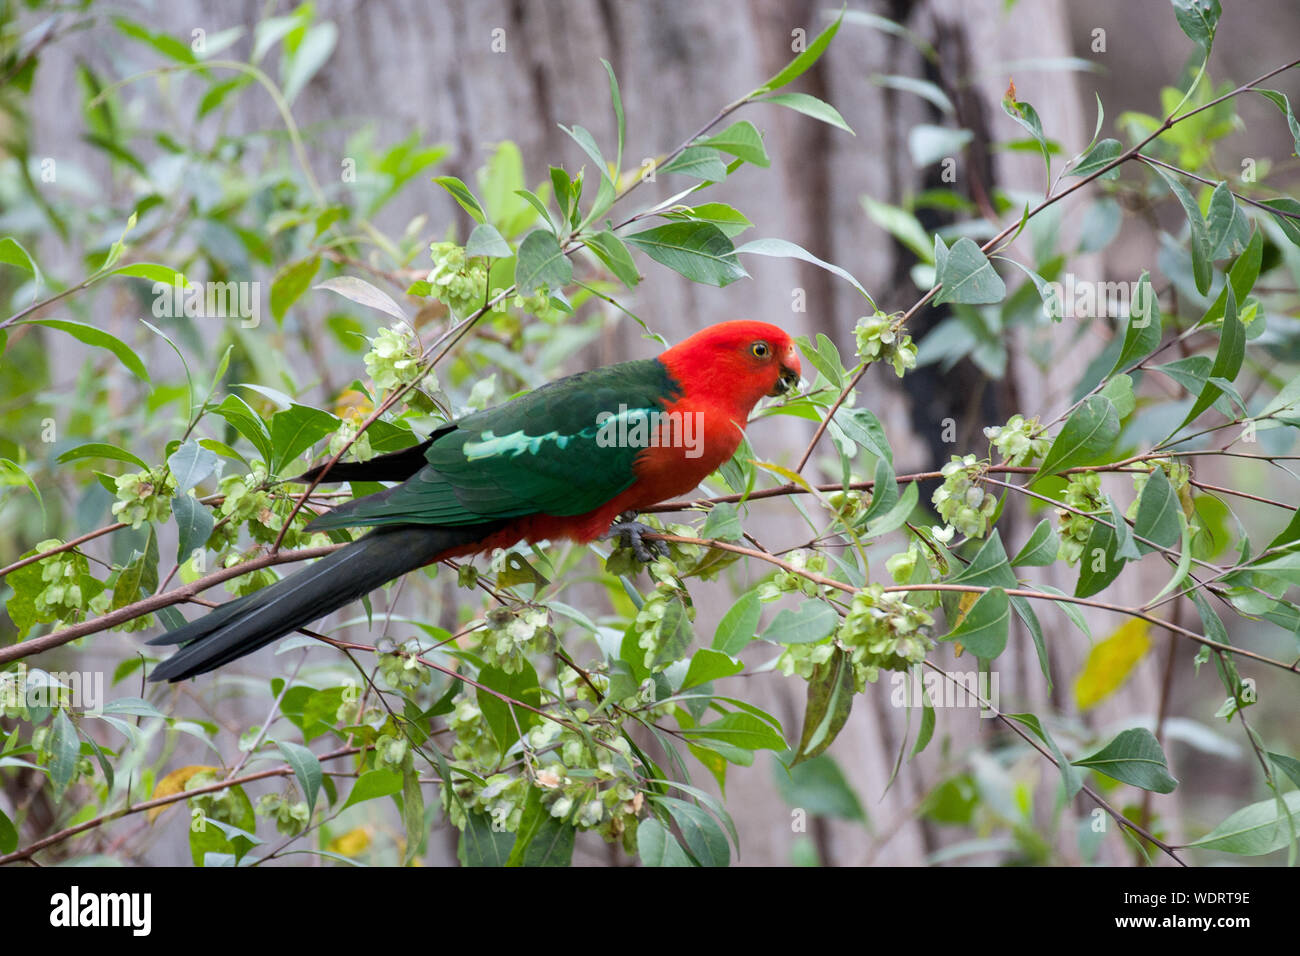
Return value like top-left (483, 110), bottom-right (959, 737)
top-left (307, 359), bottom-right (682, 530)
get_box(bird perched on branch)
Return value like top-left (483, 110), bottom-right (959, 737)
top-left (147, 320), bottom-right (800, 681)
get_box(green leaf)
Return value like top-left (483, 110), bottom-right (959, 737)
top-left (1259, 197), bottom-right (1300, 248)
top-left (652, 597), bottom-right (695, 669)
top-left (680, 648), bottom-right (744, 691)
top-left (458, 811), bottom-right (515, 866)
top-left (872, 73), bottom-right (954, 114)
top-left (793, 647), bottom-right (855, 763)
top-left (112, 16), bottom-right (198, 63)
top-left (1066, 138), bottom-right (1122, 180)
top-left (637, 817), bottom-right (694, 866)
top-left (1150, 163), bottom-right (1211, 294)
top-left (269, 403), bottom-right (339, 471)
top-left (698, 120), bottom-right (770, 167)
top-left (26, 319), bottom-right (149, 382)
top-left (1170, 0), bottom-right (1221, 52)
top-left (943, 587), bottom-right (1010, 659)
top-left (476, 662), bottom-right (541, 754)
top-left (1072, 727), bottom-right (1177, 793)
top-left (269, 256), bottom-right (321, 323)
top-left (0, 237), bottom-right (39, 285)
top-left (341, 769), bottom-right (403, 810)
top-left (1133, 468), bottom-right (1181, 555)
top-left (1007, 713), bottom-right (1084, 798)
top-left (601, 58), bottom-right (625, 171)
top-left (761, 600), bottom-right (838, 645)
top-left (699, 501), bottom-right (742, 541)
top-left (585, 230), bottom-right (640, 288)
top-left (433, 175), bottom-right (487, 223)
top-left (215, 394), bottom-right (274, 464)
top-left (933, 237), bottom-right (1005, 305)
top-left (833, 406), bottom-right (892, 464)
top-left (860, 457), bottom-right (898, 526)
top-left (1108, 272), bottom-right (1162, 376)
top-left (506, 785), bottom-right (574, 867)
top-left (111, 527), bottom-right (158, 611)
top-left (1108, 495), bottom-right (1142, 561)
top-left (400, 768), bottom-right (425, 865)
top-left (276, 740), bottom-right (322, 817)
top-left (1268, 752), bottom-right (1300, 789)
top-left (736, 237), bottom-right (875, 306)
top-left (866, 479), bottom-right (918, 538)
top-left (1206, 182), bottom-right (1250, 259)
top-left (167, 440), bottom-right (219, 491)
top-left (1173, 283), bottom-right (1243, 434)
top-left (111, 262), bottom-right (187, 285)
top-left (49, 709), bottom-right (80, 801)
top-left (656, 796), bottom-right (729, 866)
top-left (1075, 513), bottom-right (1127, 598)
top-left (1254, 89), bottom-right (1300, 157)
top-left (514, 229), bottom-right (573, 295)
top-left (1012, 518), bottom-right (1060, 567)
top-left (1001, 92), bottom-right (1051, 178)
top-left (0, 807), bottom-right (15, 855)
top-left (1188, 791), bottom-right (1300, 856)
top-left (1099, 374), bottom-right (1135, 419)
top-left (659, 146), bottom-right (728, 181)
top-left (712, 590), bottom-right (761, 656)
top-left (760, 92), bottom-right (854, 134)
top-left (624, 221), bottom-right (747, 287)
top-left (684, 712), bottom-right (786, 752)
top-left (465, 223), bottom-right (513, 259)
top-left (56, 442), bottom-right (149, 470)
top-left (756, 7), bottom-right (844, 94)
top-left (1034, 395), bottom-right (1119, 479)
top-left (662, 202), bottom-right (754, 238)
top-left (173, 494), bottom-right (215, 564)
top-left (314, 275), bottom-right (407, 322)
top-left (861, 196), bottom-right (932, 261)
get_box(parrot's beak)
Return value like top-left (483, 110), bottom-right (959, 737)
top-left (770, 365), bottom-right (800, 396)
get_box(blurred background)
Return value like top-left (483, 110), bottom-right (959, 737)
top-left (2, 0), bottom-right (1298, 866)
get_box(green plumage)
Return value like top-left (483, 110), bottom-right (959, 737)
top-left (306, 358), bottom-right (681, 531)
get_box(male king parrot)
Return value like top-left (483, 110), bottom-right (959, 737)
top-left (147, 320), bottom-right (800, 681)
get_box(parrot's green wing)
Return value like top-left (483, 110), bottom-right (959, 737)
top-left (306, 359), bottom-right (682, 530)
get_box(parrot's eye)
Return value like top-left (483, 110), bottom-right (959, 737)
top-left (751, 341), bottom-right (770, 359)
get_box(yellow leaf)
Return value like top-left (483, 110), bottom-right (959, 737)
top-left (949, 592), bottom-right (979, 658)
top-left (951, 591), bottom-right (979, 627)
top-left (1074, 618), bottom-right (1152, 711)
top-left (327, 826), bottom-right (372, 857)
top-left (333, 388), bottom-right (373, 422)
top-left (148, 765), bottom-right (219, 823)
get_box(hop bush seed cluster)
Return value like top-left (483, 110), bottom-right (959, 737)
top-left (779, 585), bottom-right (934, 690)
top-left (932, 455), bottom-right (997, 540)
top-left (427, 241), bottom-right (488, 317)
top-left (1057, 472), bottom-right (1105, 565)
top-left (112, 468), bottom-right (177, 529)
top-left (983, 414), bottom-right (1049, 466)
top-left (855, 312), bottom-right (918, 377)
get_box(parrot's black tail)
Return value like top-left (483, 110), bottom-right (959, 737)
top-left (147, 524), bottom-right (495, 682)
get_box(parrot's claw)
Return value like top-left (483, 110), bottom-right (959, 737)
top-left (604, 515), bottom-right (669, 563)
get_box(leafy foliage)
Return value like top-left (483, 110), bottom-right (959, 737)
top-left (0, 1), bottom-right (1298, 869)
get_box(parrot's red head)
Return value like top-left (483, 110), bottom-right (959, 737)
top-left (659, 320), bottom-right (801, 412)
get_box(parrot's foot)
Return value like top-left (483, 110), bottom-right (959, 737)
top-left (603, 513), bottom-right (669, 563)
